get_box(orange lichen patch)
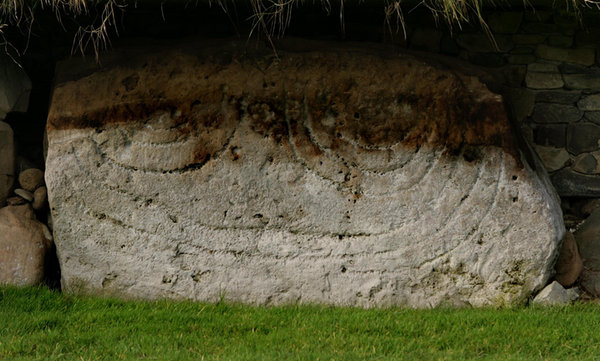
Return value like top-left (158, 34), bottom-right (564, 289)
top-left (47, 41), bottom-right (522, 166)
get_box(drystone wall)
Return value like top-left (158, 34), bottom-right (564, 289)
top-left (404, 7), bottom-right (600, 197)
top-left (45, 40), bottom-right (564, 308)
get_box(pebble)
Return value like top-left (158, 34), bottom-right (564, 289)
top-left (18, 168), bottom-right (44, 192)
top-left (14, 188), bottom-right (33, 202)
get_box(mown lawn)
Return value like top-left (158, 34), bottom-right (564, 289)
top-left (0, 286), bottom-right (599, 360)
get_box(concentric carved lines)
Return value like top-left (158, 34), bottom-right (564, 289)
top-left (64, 94), bottom-right (505, 269)
top-left (72, 133), bottom-right (388, 240)
top-left (95, 99), bottom-right (239, 173)
top-left (285, 99), bottom-right (440, 195)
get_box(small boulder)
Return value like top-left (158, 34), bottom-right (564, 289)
top-left (0, 204), bottom-right (52, 286)
top-left (580, 198), bottom-right (600, 218)
top-left (574, 208), bottom-right (600, 296)
top-left (555, 231), bottom-right (583, 287)
top-left (533, 281), bottom-right (579, 306)
top-left (18, 168), bottom-right (44, 192)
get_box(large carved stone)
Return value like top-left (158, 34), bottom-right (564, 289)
top-left (46, 41), bottom-right (564, 307)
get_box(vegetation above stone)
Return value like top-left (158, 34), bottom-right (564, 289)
top-left (0, 0), bottom-right (596, 58)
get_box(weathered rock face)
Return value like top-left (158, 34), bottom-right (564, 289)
top-left (0, 204), bottom-right (52, 286)
top-left (574, 209), bottom-right (600, 297)
top-left (0, 53), bottom-right (31, 118)
top-left (0, 121), bottom-right (14, 206)
top-left (46, 41), bottom-right (564, 307)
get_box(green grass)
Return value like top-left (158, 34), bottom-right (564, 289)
top-left (1, 286), bottom-right (600, 360)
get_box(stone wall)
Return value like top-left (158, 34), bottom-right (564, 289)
top-left (402, 6), bottom-right (600, 197)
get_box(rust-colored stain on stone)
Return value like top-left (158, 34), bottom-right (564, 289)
top-left (47, 42), bottom-right (520, 164)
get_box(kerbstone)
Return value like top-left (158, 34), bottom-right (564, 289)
top-left (45, 41), bottom-right (564, 308)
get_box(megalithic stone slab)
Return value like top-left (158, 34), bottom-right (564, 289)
top-left (45, 40), bottom-right (564, 308)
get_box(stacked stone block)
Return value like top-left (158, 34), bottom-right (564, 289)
top-left (406, 7), bottom-right (600, 197)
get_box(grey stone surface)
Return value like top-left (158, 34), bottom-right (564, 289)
top-left (532, 281), bottom-right (579, 306)
top-left (584, 111), bottom-right (600, 125)
top-left (536, 45), bottom-right (595, 66)
top-left (0, 54), bottom-right (32, 119)
top-left (532, 103), bottom-right (582, 124)
top-left (45, 41), bottom-right (564, 308)
top-left (567, 123), bottom-right (600, 154)
top-left (525, 72), bottom-right (564, 89)
top-left (578, 95), bottom-right (600, 111)
top-left (528, 63), bottom-right (559, 73)
top-left (535, 90), bottom-right (581, 105)
top-left (0, 204), bottom-right (52, 286)
top-left (563, 74), bottom-right (600, 90)
top-left (572, 153), bottom-right (599, 174)
top-left (0, 121), bottom-right (13, 206)
top-left (533, 145), bottom-right (570, 172)
top-left (551, 168), bottom-right (600, 196)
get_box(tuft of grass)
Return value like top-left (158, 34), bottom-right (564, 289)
top-left (2, 286), bottom-right (600, 360)
top-left (0, 0), bottom-right (598, 59)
